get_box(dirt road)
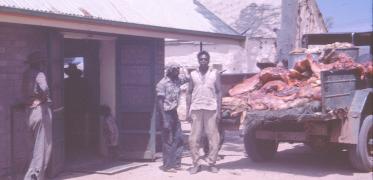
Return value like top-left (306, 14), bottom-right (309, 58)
top-left (55, 122), bottom-right (371, 180)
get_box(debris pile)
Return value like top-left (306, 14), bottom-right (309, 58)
top-left (223, 52), bottom-right (373, 117)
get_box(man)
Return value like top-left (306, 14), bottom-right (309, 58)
top-left (187, 50), bottom-right (222, 174)
top-left (156, 63), bottom-right (188, 172)
top-left (21, 51), bottom-right (52, 180)
top-left (64, 63), bottom-right (90, 157)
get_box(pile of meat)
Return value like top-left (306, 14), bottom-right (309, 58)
top-left (223, 53), bottom-right (373, 117)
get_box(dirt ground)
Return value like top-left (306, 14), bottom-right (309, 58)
top-left (51, 121), bottom-right (372, 180)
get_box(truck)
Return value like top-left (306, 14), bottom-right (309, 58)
top-left (240, 32), bottom-right (373, 172)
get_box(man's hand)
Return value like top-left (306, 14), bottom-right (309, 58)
top-left (30, 99), bottom-right (41, 108)
top-left (163, 121), bottom-right (171, 130)
top-left (216, 112), bottom-right (221, 121)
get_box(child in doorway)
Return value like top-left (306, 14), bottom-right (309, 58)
top-left (99, 105), bottom-right (119, 159)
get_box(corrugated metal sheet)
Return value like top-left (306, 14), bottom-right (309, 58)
top-left (0, 0), bottom-right (239, 36)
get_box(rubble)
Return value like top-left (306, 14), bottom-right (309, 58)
top-left (223, 51), bottom-right (373, 118)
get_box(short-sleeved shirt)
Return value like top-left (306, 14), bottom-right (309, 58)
top-left (156, 76), bottom-right (188, 111)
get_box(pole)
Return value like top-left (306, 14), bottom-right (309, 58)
top-left (9, 106), bottom-right (15, 180)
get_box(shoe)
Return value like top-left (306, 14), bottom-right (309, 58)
top-left (174, 165), bottom-right (183, 171)
top-left (208, 165), bottom-right (219, 173)
top-left (188, 165), bottom-right (201, 174)
top-left (31, 174), bottom-right (38, 180)
top-left (216, 155), bottom-right (224, 161)
top-left (159, 166), bottom-right (177, 173)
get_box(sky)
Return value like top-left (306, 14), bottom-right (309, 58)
top-left (316, 0), bottom-right (372, 32)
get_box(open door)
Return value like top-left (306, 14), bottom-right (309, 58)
top-left (116, 36), bottom-right (164, 159)
top-left (47, 31), bottom-right (65, 176)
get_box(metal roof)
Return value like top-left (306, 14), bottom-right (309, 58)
top-left (0, 0), bottom-right (240, 37)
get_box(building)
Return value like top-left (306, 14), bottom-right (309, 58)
top-left (0, 0), bottom-right (244, 177)
top-left (166, 0), bottom-right (327, 73)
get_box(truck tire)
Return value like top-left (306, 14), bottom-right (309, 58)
top-left (244, 122), bottom-right (278, 162)
top-left (349, 115), bottom-right (373, 172)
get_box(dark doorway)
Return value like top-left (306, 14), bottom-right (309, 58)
top-left (63, 39), bottom-right (100, 164)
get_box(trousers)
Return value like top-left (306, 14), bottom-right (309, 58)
top-left (161, 109), bottom-right (184, 168)
top-left (189, 109), bottom-right (220, 166)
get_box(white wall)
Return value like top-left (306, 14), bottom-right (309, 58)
top-left (166, 0), bottom-right (327, 74)
top-left (99, 40), bottom-right (116, 115)
top-left (166, 42), bottom-right (247, 73)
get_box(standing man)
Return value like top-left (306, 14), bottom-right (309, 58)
top-left (64, 63), bottom-right (90, 157)
top-left (156, 63), bottom-right (188, 172)
top-left (187, 50), bottom-right (222, 174)
top-left (22, 51), bottom-right (52, 180)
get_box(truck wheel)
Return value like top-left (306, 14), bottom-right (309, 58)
top-left (244, 123), bottom-right (278, 162)
top-left (349, 115), bottom-right (373, 172)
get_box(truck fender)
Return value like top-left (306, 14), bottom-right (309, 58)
top-left (338, 88), bottom-right (373, 144)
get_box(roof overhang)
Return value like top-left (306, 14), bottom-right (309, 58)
top-left (0, 7), bottom-right (245, 46)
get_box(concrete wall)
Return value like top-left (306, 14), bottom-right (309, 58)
top-left (277, 0), bottom-right (300, 63)
top-left (194, 0), bottom-right (282, 73)
top-left (166, 42), bottom-right (246, 73)
top-left (245, 38), bottom-right (277, 71)
top-left (167, 0), bottom-right (282, 73)
top-left (99, 40), bottom-right (116, 115)
top-left (0, 23), bottom-right (48, 177)
top-left (278, 0), bottom-right (327, 62)
top-left (166, 0), bottom-right (327, 73)
top-left (295, 0), bottom-right (328, 48)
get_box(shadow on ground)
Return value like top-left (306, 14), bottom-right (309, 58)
top-left (218, 139), bottom-right (362, 178)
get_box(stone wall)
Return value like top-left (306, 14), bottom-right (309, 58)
top-left (295, 0), bottom-right (328, 48)
top-left (277, 0), bottom-right (327, 62)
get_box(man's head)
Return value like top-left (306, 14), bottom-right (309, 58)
top-left (64, 63), bottom-right (82, 78)
top-left (166, 63), bottom-right (180, 80)
top-left (25, 51), bottom-right (47, 70)
top-left (197, 50), bottom-right (210, 68)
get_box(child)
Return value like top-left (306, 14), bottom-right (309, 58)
top-left (99, 105), bottom-right (119, 159)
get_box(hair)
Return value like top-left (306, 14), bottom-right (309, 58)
top-left (197, 50), bottom-right (210, 60)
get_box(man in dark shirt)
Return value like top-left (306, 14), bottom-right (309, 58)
top-left (156, 63), bottom-right (188, 172)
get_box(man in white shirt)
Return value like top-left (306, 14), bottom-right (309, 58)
top-left (186, 51), bottom-right (222, 174)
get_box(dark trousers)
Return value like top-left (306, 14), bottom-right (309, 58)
top-left (162, 109), bottom-right (184, 168)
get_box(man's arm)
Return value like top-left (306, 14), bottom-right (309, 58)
top-left (215, 71), bottom-right (222, 120)
top-left (155, 80), bottom-right (170, 129)
top-left (179, 67), bottom-right (190, 84)
top-left (186, 77), bottom-right (194, 122)
top-left (157, 96), bottom-right (169, 129)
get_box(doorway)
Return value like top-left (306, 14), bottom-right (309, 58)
top-left (63, 39), bottom-right (100, 163)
